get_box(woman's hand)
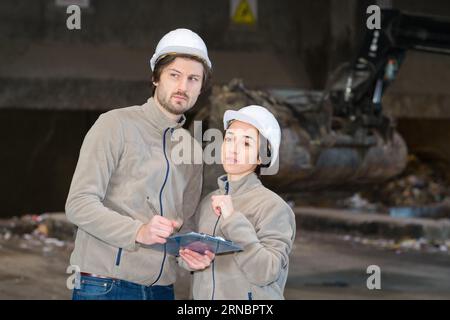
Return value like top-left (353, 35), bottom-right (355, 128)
top-left (211, 195), bottom-right (234, 219)
top-left (179, 249), bottom-right (215, 271)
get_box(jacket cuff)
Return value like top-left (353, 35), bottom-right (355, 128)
top-left (127, 220), bottom-right (145, 251)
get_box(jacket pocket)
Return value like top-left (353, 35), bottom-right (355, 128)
top-left (75, 276), bottom-right (114, 297)
top-left (115, 248), bottom-right (123, 266)
top-left (146, 197), bottom-right (160, 216)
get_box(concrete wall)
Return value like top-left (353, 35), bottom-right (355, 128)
top-left (1, 0), bottom-right (449, 90)
top-left (0, 0), bottom-right (358, 90)
top-left (0, 109), bottom-right (101, 216)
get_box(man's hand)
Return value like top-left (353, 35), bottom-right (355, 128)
top-left (211, 195), bottom-right (234, 219)
top-left (179, 248), bottom-right (215, 270)
top-left (136, 215), bottom-right (180, 245)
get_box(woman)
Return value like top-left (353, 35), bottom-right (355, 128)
top-left (178, 105), bottom-right (296, 300)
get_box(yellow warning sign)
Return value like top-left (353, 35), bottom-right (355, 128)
top-left (232, 0), bottom-right (256, 25)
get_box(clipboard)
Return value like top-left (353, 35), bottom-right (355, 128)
top-left (142, 232), bottom-right (242, 256)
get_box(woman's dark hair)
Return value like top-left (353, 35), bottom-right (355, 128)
top-left (151, 53), bottom-right (212, 95)
top-left (255, 135), bottom-right (272, 176)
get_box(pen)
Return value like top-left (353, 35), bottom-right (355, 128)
top-left (146, 200), bottom-right (160, 216)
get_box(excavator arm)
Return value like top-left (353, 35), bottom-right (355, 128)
top-left (330, 9), bottom-right (450, 124)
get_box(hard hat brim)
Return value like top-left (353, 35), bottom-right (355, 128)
top-left (223, 110), bottom-right (264, 132)
top-left (150, 46), bottom-right (212, 71)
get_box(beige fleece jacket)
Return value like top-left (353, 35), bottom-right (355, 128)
top-left (184, 172), bottom-right (296, 300)
top-left (65, 97), bottom-right (202, 286)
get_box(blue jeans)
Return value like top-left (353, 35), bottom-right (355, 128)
top-left (72, 274), bottom-right (174, 300)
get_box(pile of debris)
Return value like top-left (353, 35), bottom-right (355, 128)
top-left (373, 155), bottom-right (450, 207)
top-left (0, 213), bottom-right (76, 253)
top-left (341, 234), bottom-right (450, 255)
top-left (340, 155), bottom-right (450, 218)
top-left (0, 213), bottom-right (75, 240)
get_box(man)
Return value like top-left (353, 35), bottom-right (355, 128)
top-left (66, 28), bottom-right (214, 300)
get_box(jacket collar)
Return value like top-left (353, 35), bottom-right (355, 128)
top-left (142, 97), bottom-right (186, 132)
top-left (217, 172), bottom-right (262, 196)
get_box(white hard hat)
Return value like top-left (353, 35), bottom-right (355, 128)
top-left (150, 28), bottom-right (212, 71)
top-left (223, 105), bottom-right (281, 170)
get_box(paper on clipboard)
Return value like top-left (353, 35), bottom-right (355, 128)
top-left (143, 232), bottom-right (242, 256)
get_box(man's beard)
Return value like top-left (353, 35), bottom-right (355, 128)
top-left (157, 91), bottom-right (192, 115)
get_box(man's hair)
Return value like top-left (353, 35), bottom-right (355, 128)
top-left (151, 53), bottom-right (212, 96)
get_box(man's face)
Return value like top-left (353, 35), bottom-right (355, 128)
top-left (154, 57), bottom-right (204, 115)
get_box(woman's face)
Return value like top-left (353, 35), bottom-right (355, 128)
top-left (221, 120), bottom-right (260, 175)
